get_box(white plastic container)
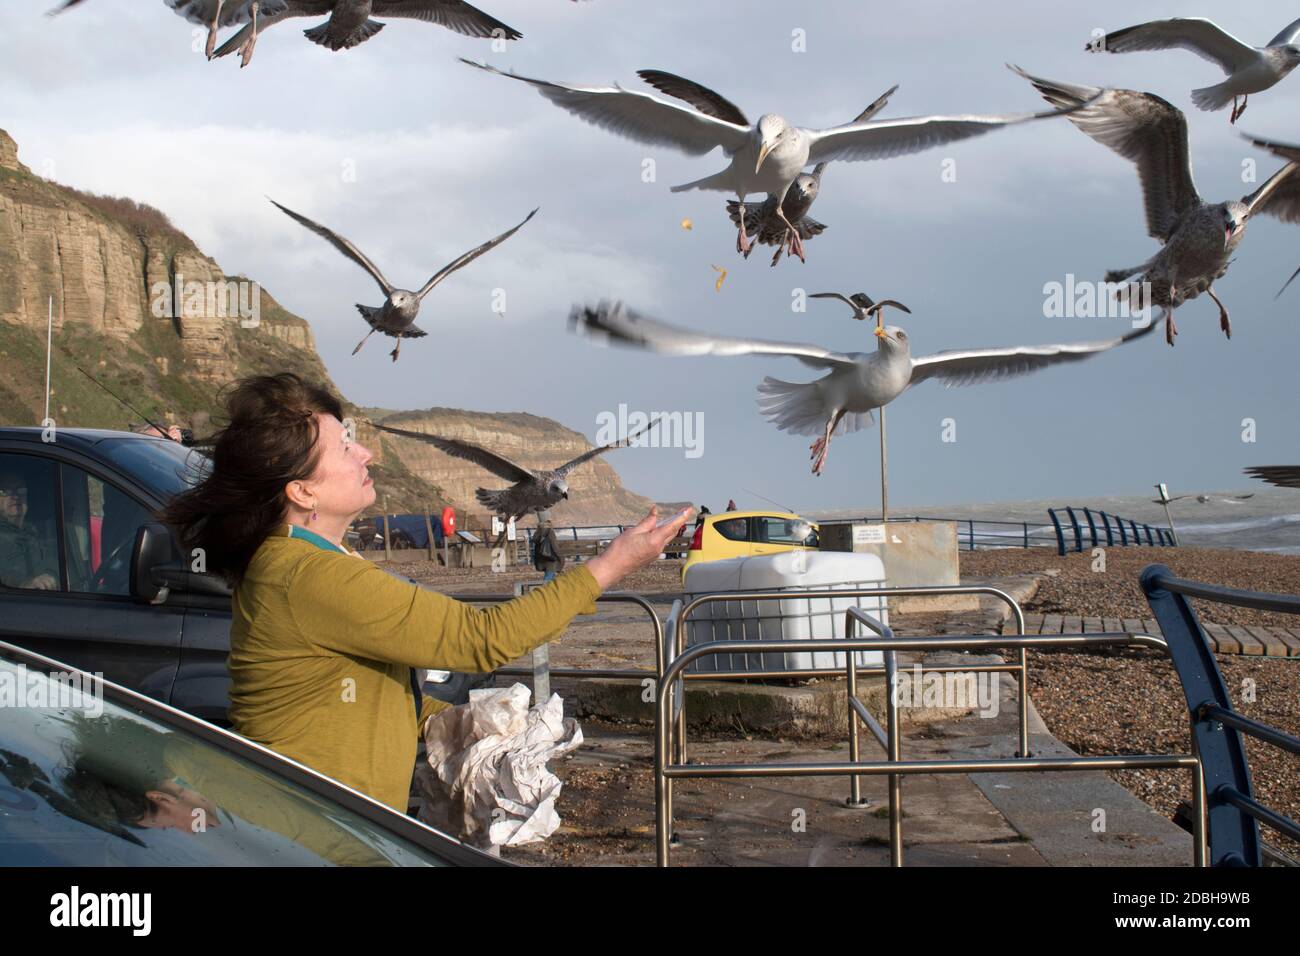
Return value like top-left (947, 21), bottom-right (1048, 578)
top-left (681, 551), bottom-right (887, 674)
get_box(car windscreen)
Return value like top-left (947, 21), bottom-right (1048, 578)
top-left (95, 438), bottom-right (209, 501)
top-left (0, 649), bottom-right (454, 866)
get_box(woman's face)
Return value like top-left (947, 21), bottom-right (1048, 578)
top-left (303, 414), bottom-right (375, 521)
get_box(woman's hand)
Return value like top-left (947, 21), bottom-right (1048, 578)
top-left (586, 506), bottom-right (693, 590)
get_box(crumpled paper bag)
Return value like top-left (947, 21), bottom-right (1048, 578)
top-left (416, 683), bottom-right (582, 847)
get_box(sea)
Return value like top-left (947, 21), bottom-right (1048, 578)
top-left (807, 488), bottom-right (1300, 555)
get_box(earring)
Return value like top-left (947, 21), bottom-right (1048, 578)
top-left (310, 503), bottom-right (318, 522)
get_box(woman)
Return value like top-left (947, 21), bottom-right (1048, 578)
top-left (161, 373), bottom-right (689, 813)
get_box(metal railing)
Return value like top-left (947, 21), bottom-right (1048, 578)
top-left (1048, 507), bottom-right (1175, 555)
top-left (815, 515), bottom-right (1060, 551)
top-left (654, 608), bottom-right (1205, 867)
top-left (1141, 564), bottom-right (1300, 866)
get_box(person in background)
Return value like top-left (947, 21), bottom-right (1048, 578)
top-left (725, 499), bottom-right (737, 511)
top-left (131, 422), bottom-right (186, 443)
top-left (0, 469), bottom-right (58, 590)
top-left (533, 511), bottom-right (564, 582)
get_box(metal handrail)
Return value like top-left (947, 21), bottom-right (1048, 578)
top-left (445, 590), bottom-right (665, 685)
top-left (654, 621), bottom-right (1204, 867)
top-left (1142, 564), bottom-right (1300, 865)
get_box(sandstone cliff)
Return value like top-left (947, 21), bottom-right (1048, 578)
top-left (0, 129), bottom-right (656, 523)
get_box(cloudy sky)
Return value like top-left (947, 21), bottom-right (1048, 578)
top-left (2, 1), bottom-right (1298, 515)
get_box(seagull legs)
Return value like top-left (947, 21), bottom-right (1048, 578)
top-left (239, 0), bottom-right (260, 68)
top-left (1207, 286), bottom-right (1232, 339)
top-left (774, 207), bottom-right (806, 264)
top-left (389, 337), bottom-right (402, 362)
top-left (1230, 95), bottom-right (1249, 124)
top-left (352, 328), bottom-right (376, 356)
top-left (809, 410), bottom-right (845, 476)
top-left (205, 0), bottom-right (222, 58)
top-left (735, 201), bottom-right (752, 256)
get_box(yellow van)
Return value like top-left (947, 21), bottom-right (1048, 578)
top-left (682, 510), bottom-right (820, 579)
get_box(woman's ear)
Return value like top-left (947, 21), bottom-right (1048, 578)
top-left (283, 478), bottom-right (315, 512)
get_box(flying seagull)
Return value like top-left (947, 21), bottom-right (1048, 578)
top-left (1013, 66), bottom-right (1300, 345)
top-left (368, 416), bottom-right (662, 544)
top-left (645, 82), bottom-right (897, 266)
top-left (462, 59), bottom-right (1076, 262)
top-left (570, 300), bottom-right (1160, 476)
top-left (152, 1), bottom-right (525, 67)
top-left (1151, 492), bottom-right (1255, 504)
top-left (1245, 466), bottom-right (1300, 489)
top-left (1243, 133), bottom-right (1300, 297)
top-left (270, 199), bottom-right (537, 361)
top-left (1089, 17), bottom-right (1300, 123)
top-left (810, 292), bottom-right (911, 328)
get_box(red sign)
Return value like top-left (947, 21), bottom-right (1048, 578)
top-left (441, 507), bottom-right (456, 537)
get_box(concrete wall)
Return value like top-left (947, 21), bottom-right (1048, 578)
top-left (819, 521), bottom-right (978, 613)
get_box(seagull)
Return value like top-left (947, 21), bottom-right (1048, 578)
top-left (1152, 492), bottom-right (1255, 504)
top-left (1090, 17), bottom-right (1300, 123)
top-left (1243, 133), bottom-right (1300, 297)
top-left (1014, 66), bottom-right (1300, 346)
top-left (463, 59), bottom-right (1076, 262)
top-left (810, 292), bottom-right (911, 328)
top-left (270, 199), bottom-right (537, 361)
top-left (368, 416), bottom-right (661, 545)
top-left (203, 1), bottom-right (523, 67)
top-left (1245, 466), bottom-right (1300, 489)
top-left (569, 300), bottom-right (1160, 476)
top-left (638, 82), bottom-right (897, 266)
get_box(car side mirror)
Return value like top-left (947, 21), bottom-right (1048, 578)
top-left (130, 522), bottom-right (179, 605)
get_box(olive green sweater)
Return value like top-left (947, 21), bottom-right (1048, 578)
top-left (229, 530), bottom-right (601, 812)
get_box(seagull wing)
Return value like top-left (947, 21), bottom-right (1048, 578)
top-left (1243, 162), bottom-right (1300, 224)
top-left (1096, 18), bottom-right (1260, 75)
top-left (1244, 465), bottom-right (1300, 489)
top-left (1245, 133), bottom-right (1300, 164)
top-left (369, 422), bottom-right (534, 483)
top-left (555, 416), bottom-right (662, 477)
top-left (1012, 66), bottom-right (1198, 240)
top-left (809, 292), bottom-right (865, 317)
top-left (850, 85), bottom-right (900, 124)
top-left (570, 301), bottom-right (860, 369)
top-left (372, 1), bottom-right (522, 40)
top-left (270, 199), bottom-right (395, 296)
top-left (416, 208), bottom-right (537, 300)
top-left (635, 70), bottom-right (749, 126)
top-left (805, 104), bottom-right (1068, 165)
top-left (1267, 17), bottom-right (1300, 48)
top-left (908, 319), bottom-right (1160, 388)
top-left (461, 60), bottom-right (752, 155)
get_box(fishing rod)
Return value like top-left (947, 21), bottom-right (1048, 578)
top-left (74, 365), bottom-right (181, 443)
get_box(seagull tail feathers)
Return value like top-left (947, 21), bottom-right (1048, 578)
top-left (1191, 82), bottom-right (1234, 113)
top-left (757, 377), bottom-right (873, 437)
top-left (304, 19), bottom-right (385, 50)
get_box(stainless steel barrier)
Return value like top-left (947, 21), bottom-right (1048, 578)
top-left (654, 608), bottom-right (1206, 868)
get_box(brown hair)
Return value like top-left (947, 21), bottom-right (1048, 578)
top-left (158, 373), bottom-right (343, 585)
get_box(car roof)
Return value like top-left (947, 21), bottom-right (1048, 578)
top-left (0, 637), bottom-right (504, 867)
top-left (706, 510), bottom-right (812, 522)
top-left (0, 426), bottom-right (163, 448)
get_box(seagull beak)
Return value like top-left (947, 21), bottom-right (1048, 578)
top-left (756, 141), bottom-right (774, 173)
top-left (873, 326), bottom-right (888, 339)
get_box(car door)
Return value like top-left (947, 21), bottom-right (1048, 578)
top-left (749, 515), bottom-right (786, 556)
top-left (0, 449), bottom-right (183, 704)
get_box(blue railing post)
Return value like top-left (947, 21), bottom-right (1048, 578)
top-left (1140, 565), bottom-right (1261, 866)
top-left (1083, 508), bottom-right (1099, 548)
top-left (1048, 509), bottom-right (1066, 556)
top-left (1130, 519), bottom-right (1141, 544)
top-left (968, 520), bottom-right (975, 552)
top-left (1099, 511), bottom-right (1115, 546)
top-left (1065, 507), bottom-right (1083, 553)
top-left (1023, 523), bottom-right (1029, 549)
